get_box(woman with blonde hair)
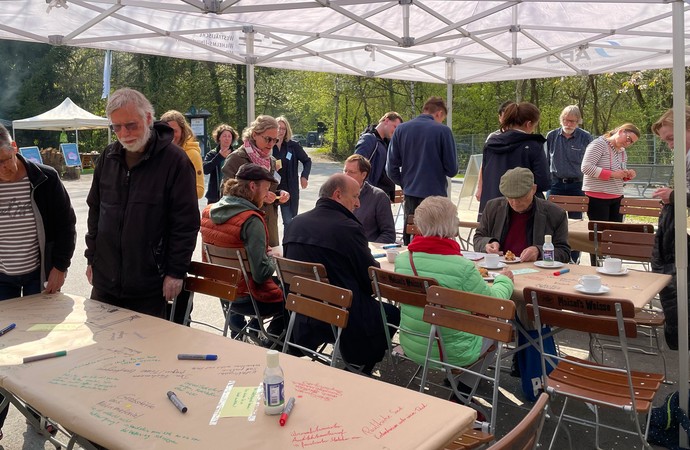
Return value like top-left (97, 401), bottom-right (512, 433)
top-left (222, 115), bottom-right (289, 247)
top-left (581, 123), bottom-right (639, 223)
top-left (273, 116), bottom-right (311, 229)
top-left (160, 110), bottom-right (204, 198)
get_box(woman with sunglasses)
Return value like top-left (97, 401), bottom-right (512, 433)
top-left (221, 115), bottom-right (289, 247)
top-left (581, 123), bottom-right (639, 226)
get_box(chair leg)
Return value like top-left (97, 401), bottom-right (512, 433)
top-left (548, 397), bottom-right (570, 450)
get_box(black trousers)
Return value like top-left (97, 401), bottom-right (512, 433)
top-left (586, 195), bottom-right (623, 265)
top-left (90, 287), bottom-right (167, 319)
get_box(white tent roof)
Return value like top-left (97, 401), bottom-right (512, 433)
top-left (0, 1), bottom-right (687, 85)
top-left (12, 97), bottom-right (109, 131)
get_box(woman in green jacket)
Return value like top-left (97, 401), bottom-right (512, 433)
top-left (394, 196), bottom-right (514, 369)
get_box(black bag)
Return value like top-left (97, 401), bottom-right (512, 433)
top-left (648, 391), bottom-right (690, 449)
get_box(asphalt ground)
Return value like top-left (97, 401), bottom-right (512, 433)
top-left (0, 153), bottom-right (678, 450)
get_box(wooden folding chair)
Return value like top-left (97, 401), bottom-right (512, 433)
top-left (406, 214), bottom-right (420, 237)
top-left (619, 198), bottom-right (663, 219)
top-left (587, 221), bottom-right (654, 266)
top-left (369, 266), bottom-right (437, 387)
top-left (171, 261), bottom-right (240, 336)
top-left (420, 286), bottom-right (515, 436)
top-left (392, 189), bottom-right (404, 239)
top-left (203, 243), bottom-right (285, 348)
top-left (273, 256), bottom-right (328, 302)
top-left (525, 287), bottom-right (663, 450)
top-left (282, 276), bottom-right (351, 367)
top-left (486, 392), bottom-right (549, 450)
top-left (458, 220), bottom-right (480, 251)
top-left (548, 195), bottom-right (589, 215)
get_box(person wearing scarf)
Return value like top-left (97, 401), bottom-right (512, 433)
top-left (222, 115), bottom-right (289, 247)
top-left (394, 196), bottom-right (514, 369)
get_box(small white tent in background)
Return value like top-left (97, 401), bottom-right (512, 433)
top-left (12, 97), bottom-right (109, 146)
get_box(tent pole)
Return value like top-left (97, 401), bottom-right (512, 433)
top-left (245, 27), bottom-right (256, 124)
top-left (672, 2), bottom-right (688, 448)
top-left (446, 58), bottom-right (454, 198)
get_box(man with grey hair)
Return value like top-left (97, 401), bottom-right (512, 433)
top-left (85, 88), bottom-right (200, 318)
top-left (474, 167), bottom-right (570, 263)
top-left (0, 124), bottom-right (76, 438)
top-left (283, 173), bottom-right (400, 374)
top-left (545, 105), bottom-right (593, 218)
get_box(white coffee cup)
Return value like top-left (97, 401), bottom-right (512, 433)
top-left (386, 249), bottom-right (400, 264)
top-left (603, 257), bottom-right (623, 273)
top-left (579, 275), bottom-right (602, 292)
top-left (484, 254), bottom-right (500, 268)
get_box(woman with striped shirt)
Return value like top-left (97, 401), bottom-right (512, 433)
top-left (581, 123), bottom-right (640, 223)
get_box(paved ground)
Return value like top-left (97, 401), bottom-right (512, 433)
top-left (0, 152), bottom-right (678, 449)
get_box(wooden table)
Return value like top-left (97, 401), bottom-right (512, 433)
top-left (0, 293), bottom-right (475, 450)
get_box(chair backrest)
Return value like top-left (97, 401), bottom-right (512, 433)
top-left (523, 287), bottom-right (637, 338)
top-left (274, 255), bottom-right (329, 286)
top-left (599, 229), bottom-right (655, 262)
top-left (369, 266), bottom-right (438, 308)
top-left (619, 198), bottom-right (663, 218)
top-left (184, 261), bottom-right (240, 299)
top-left (406, 214), bottom-right (420, 236)
top-left (487, 392), bottom-right (549, 450)
top-left (203, 243), bottom-right (246, 271)
top-left (283, 276), bottom-right (352, 366)
top-left (587, 221), bottom-right (654, 258)
top-left (424, 286), bottom-right (515, 343)
top-left (548, 195), bottom-right (589, 213)
top-left (392, 189), bottom-right (404, 204)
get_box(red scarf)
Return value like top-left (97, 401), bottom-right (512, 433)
top-left (244, 139), bottom-right (271, 170)
top-left (408, 235), bottom-right (462, 256)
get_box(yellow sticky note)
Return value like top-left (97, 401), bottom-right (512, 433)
top-left (220, 386), bottom-right (260, 418)
top-left (28, 323), bottom-right (82, 331)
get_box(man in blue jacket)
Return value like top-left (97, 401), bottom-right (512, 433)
top-left (387, 97), bottom-right (458, 244)
top-left (354, 111), bottom-right (402, 200)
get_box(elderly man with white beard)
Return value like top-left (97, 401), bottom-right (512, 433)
top-left (85, 88), bottom-right (200, 318)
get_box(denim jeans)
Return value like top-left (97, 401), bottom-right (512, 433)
top-left (280, 203), bottom-right (296, 232)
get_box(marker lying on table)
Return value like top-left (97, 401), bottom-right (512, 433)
top-left (553, 268), bottom-right (570, 276)
top-left (280, 397), bottom-right (296, 426)
top-left (0, 323), bottom-right (16, 337)
top-left (167, 391), bottom-right (188, 413)
top-left (177, 353), bottom-right (218, 361)
top-left (382, 243), bottom-right (402, 249)
top-left (23, 350), bottom-right (67, 363)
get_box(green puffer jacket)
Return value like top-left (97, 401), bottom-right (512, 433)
top-left (395, 251), bottom-right (514, 367)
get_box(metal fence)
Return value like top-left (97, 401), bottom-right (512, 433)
top-left (455, 133), bottom-right (674, 175)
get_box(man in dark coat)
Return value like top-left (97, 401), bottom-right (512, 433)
top-left (85, 88), bottom-right (200, 318)
top-left (283, 173), bottom-right (400, 374)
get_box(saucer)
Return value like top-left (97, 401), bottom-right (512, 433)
top-left (462, 252), bottom-right (484, 261)
top-left (500, 257), bottom-right (521, 264)
top-left (596, 267), bottom-right (629, 276)
top-left (483, 271), bottom-right (500, 281)
top-left (574, 284), bottom-right (610, 295)
top-left (478, 262), bottom-right (507, 270)
top-left (534, 261), bottom-right (565, 269)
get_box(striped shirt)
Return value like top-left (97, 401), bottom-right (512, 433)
top-left (581, 136), bottom-right (627, 197)
top-left (0, 178), bottom-right (40, 275)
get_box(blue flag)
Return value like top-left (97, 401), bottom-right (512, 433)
top-left (101, 50), bottom-right (112, 99)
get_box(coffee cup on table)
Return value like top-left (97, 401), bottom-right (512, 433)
top-left (603, 257), bottom-right (623, 273)
top-left (484, 254), bottom-right (500, 268)
top-left (386, 249), bottom-right (400, 264)
top-left (578, 275), bottom-right (602, 292)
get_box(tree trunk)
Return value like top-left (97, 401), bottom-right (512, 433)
top-left (332, 76), bottom-right (340, 157)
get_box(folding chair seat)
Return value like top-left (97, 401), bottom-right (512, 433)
top-left (368, 266), bottom-right (438, 388)
top-left (203, 243), bottom-right (285, 348)
top-left (171, 261), bottom-right (241, 336)
top-left (486, 392), bottom-right (549, 450)
top-left (282, 276), bottom-right (351, 368)
top-left (524, 287), bottom-right (663, 450)
top-left (420, 286), bottom-right (515, 436)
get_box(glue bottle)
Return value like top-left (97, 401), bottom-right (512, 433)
top-left (543, 234), bottom-right (555, 266)
top-left (263, 350), bottom-right (285, 415)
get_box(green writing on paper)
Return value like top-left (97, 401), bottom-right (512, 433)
top-left (175, 381), bottom-right (224, 398)
top-left (28, 323), bottom-right (82, 331)
top-left (220, 386), bottom-right (259, 417)
top-left (49, 373), bottom-right (118, 391)
top-left (512, 268), bottom-right (540, 276)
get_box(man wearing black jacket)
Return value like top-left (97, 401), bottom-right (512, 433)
top-left (85, 88), bottom-right (200, 318)
top-left (354, 111), bottom-right (402, 200)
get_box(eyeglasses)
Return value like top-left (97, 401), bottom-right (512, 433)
top-left (562, 119), bottom-right (578, 125)
top-left (623, 130), bottom-right (635, 146)
top-left (110, 122), bottom-right (140, 133)
top-left (257, 135), bottom-right (279, 145)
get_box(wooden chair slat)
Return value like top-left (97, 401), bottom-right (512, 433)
top-left (286, 293), bottom-right (349, 328)
top-left (423, 305), bottom-right (514, 343)
top-left (427, 286), bottom-right (515, 320)
top-left (290, 276), bottom-right (352, 308)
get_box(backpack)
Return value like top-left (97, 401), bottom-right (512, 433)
top-left (647, 391), bottom-right (690, 449)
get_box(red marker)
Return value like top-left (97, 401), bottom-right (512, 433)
top-left (553, 268), bottom-right (570, 276)
top-left (279, 397), bottom-right (295, 426)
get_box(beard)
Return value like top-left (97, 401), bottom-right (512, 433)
top-left (562, 126), bottom-right (576, 135)
top-left (122, 126), bottom-right (152, 153)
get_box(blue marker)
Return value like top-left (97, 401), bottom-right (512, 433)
top-left (177, 354), bottom-right (218, 361)
top-left (382, 243), bottom-right (402, 249)
top-left (0, 323), bottom-right (16, 337)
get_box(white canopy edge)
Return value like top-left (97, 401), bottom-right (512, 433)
top-left (12, 97), bottom-right (109, 131)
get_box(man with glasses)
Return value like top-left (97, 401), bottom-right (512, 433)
top-left (0, 124), bottom-right (76, 440)
top-left (85, 88), bottom-right (200, 318)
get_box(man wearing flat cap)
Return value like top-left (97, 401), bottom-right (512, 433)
top-left (200, 163), bottom-right (284, 338)
top-left (474, 167), bottom-right (570, 263)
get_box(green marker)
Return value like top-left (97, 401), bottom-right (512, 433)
top-left (23, 350), bottom-right (67, 363)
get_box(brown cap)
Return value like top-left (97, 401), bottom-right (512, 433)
top-left (499, 167), bottom-right (534, 198)
top-left (236, 163), bottom-right (278, 184)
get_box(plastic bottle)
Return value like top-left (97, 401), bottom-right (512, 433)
top-left (263, 350), bottom-right (285, 415)
top-left (543, 234), bottom-right (555, 266)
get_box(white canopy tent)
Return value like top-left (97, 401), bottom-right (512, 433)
top-left (0, 0), bottom-right (688, 442)
top-left (12, 97), bottom-right (110, 146)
